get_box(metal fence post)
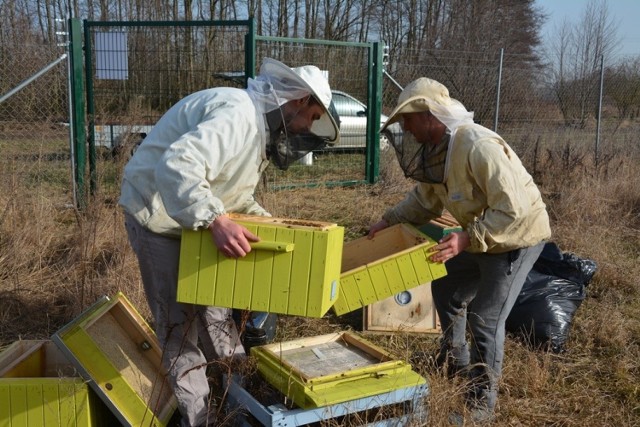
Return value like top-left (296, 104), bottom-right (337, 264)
top-left (366, 41), bottom-right (383, 184)
top-left (494, 48), bottom-right (504, 132)
top-left (68, 18), bottom-right (87, 209)
top-left (245, 18), bottom-right (256, 84)
top-left (595, 54), bottom-right (604, 168)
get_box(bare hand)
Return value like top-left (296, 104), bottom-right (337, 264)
top-left (367, 219), bottom-right (390, 239)
top-left (208, 215), bottom-right (260, 258)
top-left (430, 231), bottom-right (470, 263)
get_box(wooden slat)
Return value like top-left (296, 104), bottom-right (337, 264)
top-left (306, 231), bottom-right (329, 317)
top-left (213, 257), bottom-right (237, 308)
top-left (288, 229), bottom-right (314, 316)
top-left (176, 229), bottom-right (202, 304)
top-left (250, 225), bottom-right (276, 312)
top-left (269, 227), bottom-right (295, 314)
top-left (196, 231), bottom-right (219, 306)
top-left (410, 248), bottom-right (435, 284)
top-left (233, 224), bottom-right (258, 310)
top-left (26, 383), bottom-right (44, 427)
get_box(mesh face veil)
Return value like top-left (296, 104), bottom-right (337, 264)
top-left (382, 78), bottom-right (474, 182)
top-left (267, 130), bottom-right (326, 170)
top-left (392, 130), bottom-right (450, 183)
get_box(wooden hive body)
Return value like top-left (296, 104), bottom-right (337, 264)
top-left (52, 293), bottom-right (177, 427)
top-left (333, 223), bottom-right (447, 315)
top-left (0, 340), bottom-right (115, 427)
top-left (177, 213), bottom-right (344, 317)
top-left (364, 282), bottom-right (441, 334)
top-left (250, 331), bottom-right (426, 409)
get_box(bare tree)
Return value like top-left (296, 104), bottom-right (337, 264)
top-left (546, 0), bottom-right (621, 127)
top-left (606, 57), bottom-right (640, 120)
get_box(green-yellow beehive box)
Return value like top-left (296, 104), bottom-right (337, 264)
top-left (251, 331), bottom-right (426, 409)
top-left (0, 339), bottom-right (115, 427)
top-left (177, 213), bottom-right (344, 317)
top-left (51, 293), bottom-right (177, 427)
top-left (333, 223), bottom-right (448, 315)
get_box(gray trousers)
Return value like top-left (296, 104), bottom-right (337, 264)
top-left (124, 214), bottom-right (245, 427)
top-left (431, 243), bottom-right (544, 409)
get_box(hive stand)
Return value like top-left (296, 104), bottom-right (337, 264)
top-left (223, 375), bottom-right (428, 427)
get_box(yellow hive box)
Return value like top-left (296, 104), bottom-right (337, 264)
top-left (52, 293), bottom-right (177, 427)
top-left (177, 213), bottom-right (344, 317)
top-left (251, 331), bottom-right (426, 409)
top-left (0, 340), bottom-right (115, 427)
top-left (333, 223), bottom-right (447, 315)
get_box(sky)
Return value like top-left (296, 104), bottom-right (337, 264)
top-left (536, 0), bottom-right (640, 58)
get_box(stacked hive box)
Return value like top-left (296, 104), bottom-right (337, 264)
top-left (0, 292), bottom-right (178, 427)
top-left (250, 331), bottom-right (427, 409)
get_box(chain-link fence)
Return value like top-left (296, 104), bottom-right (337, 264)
top-left (84, 21), bottom-right (251, 200)
top-left (381, 47), bottom-right (640, 186)
top-left (2, 25), bottom-right (639, 210)
top-left (0, 31), bottom-right (72, 208)
top-left (83, 22), bottom-right (378, 198)
top-left (255, 38), bottom-right (376, 189)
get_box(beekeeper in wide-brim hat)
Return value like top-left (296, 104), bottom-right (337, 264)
top-left (252, 58), bottom-right (340, 145)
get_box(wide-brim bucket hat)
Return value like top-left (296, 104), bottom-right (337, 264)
top-left (261, 58), bottom-right (340, 145)
top-left (382, 77), bottom-right (472, 132)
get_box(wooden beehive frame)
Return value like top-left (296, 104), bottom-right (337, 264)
top-left (228, 213), bottom-right (338, 231)
top-left (256, 332), bottom-right (397, 382)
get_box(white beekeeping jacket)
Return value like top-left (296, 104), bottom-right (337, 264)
top-left (119, 86), bottom-right (270, 237)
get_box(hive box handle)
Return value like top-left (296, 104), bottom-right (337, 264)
top-left (250, 240), bottom-right (295, 252)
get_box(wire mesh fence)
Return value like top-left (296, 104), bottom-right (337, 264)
top-left (85, 21), bottom-right (251, 199)
top-left (255, 39), bottom-right (373, 189)
top-left (2, 25), bottom-right (639, 210)
top-left (85, 23), bottom-right (376, 195)
top-left (0, 32), bottom-right (72, 207)
top-left (380, 47), bottom-right (640, 182)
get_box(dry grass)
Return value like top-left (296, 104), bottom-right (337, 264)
top-left (1, 138), bottom-right (639, 426)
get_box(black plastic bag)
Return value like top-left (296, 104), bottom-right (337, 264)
top-left (505, 242), bottom-right (597, 353)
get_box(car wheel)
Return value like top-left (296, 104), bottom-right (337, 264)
top-left (379, 131), bottom-right (393, 152)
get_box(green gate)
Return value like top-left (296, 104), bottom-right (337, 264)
top-left (77, 18), bottom-right (384, 206)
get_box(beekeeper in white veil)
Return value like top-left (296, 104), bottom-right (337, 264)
top-left (369, 77), bottom-right (550, 424)
top-left (119, 58), bottom-right (339, 427)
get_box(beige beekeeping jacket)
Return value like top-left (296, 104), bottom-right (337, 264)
top-left (383, 124), bottom-right (551, 253)
top-left (119, 87), bottom-right (270, 238)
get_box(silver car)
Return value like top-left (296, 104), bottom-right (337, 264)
top-left (330, 90), bottom-right (401, 151)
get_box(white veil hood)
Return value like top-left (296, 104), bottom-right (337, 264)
top-left (247, 58), bottom-right (339, 145)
